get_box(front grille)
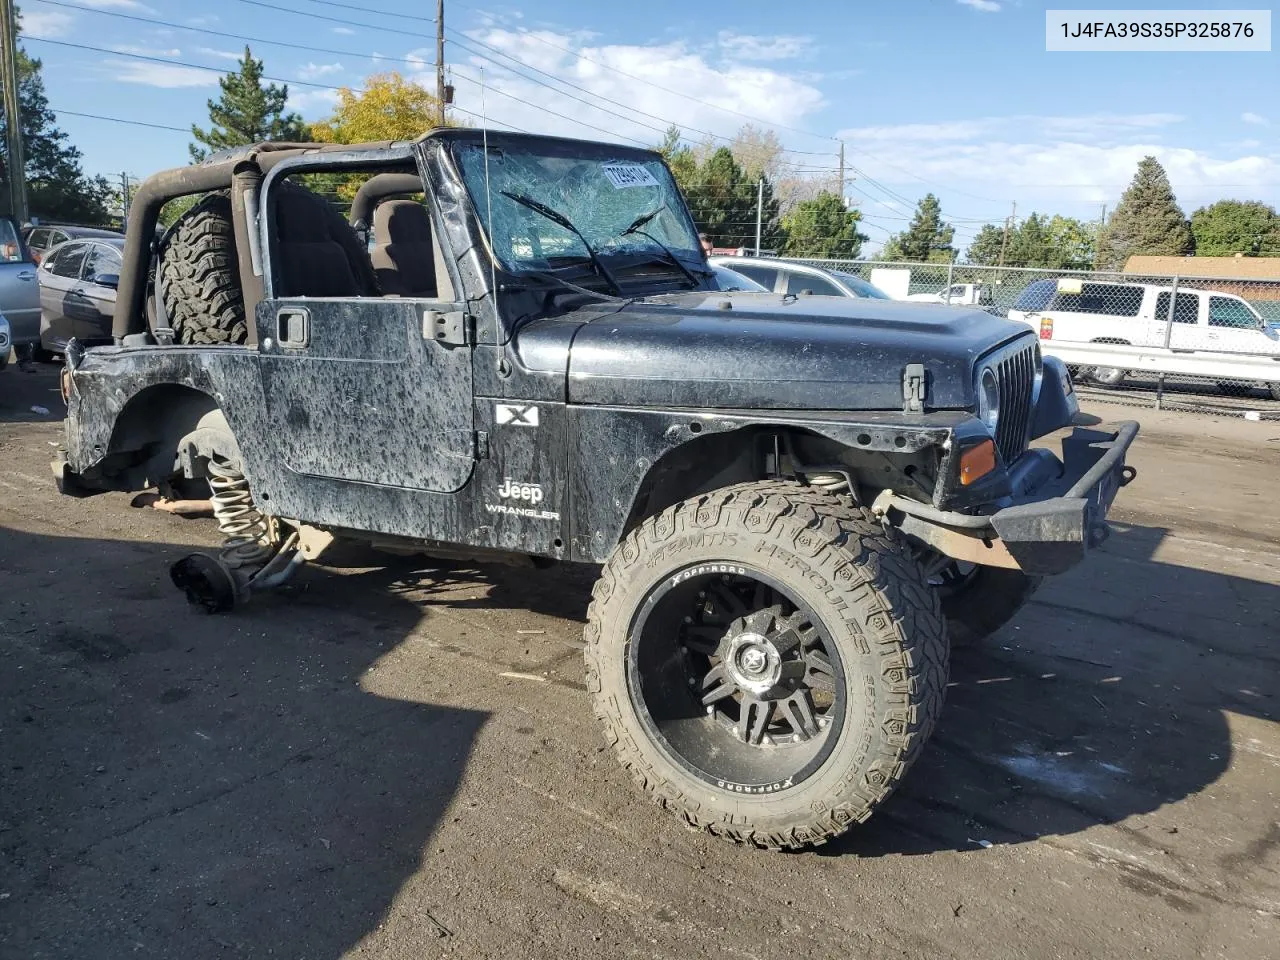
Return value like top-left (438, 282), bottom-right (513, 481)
top-left (992, 340), bottom-right (1038, 464)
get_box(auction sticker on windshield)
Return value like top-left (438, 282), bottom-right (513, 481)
top-left (602, 164), bottom-right (660, 189)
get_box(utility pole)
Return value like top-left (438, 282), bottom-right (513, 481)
top-left (435, 0), bottom-right (445, 126)
top-left (119, 172), bottom-right (132, 225)
top-left (754, 177), bottom-right (763, 256)
top-left (0, 0), bottom-right (27, 223)
top-left (997, 201), bottom-right (1016, 268)
top-left (1093, 203), bottom-right (1106, 270)
top-left (837, 141), bottom-right (845, 201)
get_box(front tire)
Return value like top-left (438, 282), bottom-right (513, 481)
top-left (584, 481), bottom-right (948, 850)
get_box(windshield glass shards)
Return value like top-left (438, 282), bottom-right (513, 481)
top-left (452, 142), bottom-right (700, 275)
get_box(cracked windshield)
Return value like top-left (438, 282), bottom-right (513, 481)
top-left (452, 143), bottom-right (698, 272)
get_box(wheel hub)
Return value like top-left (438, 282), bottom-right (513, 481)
top-left (725, 633), bottom-right (782, 696)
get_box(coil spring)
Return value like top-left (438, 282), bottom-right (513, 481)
top-left (207, 458), bottom-right (273, 566)
top-left (805, 471), bottom-right (851, 495)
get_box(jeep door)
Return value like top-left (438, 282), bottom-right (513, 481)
top-left (256, 173), bottom-right (475, 494)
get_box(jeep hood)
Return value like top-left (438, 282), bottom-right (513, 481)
top-left (515, 292), bottom-right (1030, 410)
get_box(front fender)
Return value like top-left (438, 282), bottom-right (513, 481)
top-left (566, 405), bottom-right (970, 563)
top-left (1030, 356), bottom-right (1080, 440)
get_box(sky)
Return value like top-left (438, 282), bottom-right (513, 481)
top-left (18, 0), bottom-right (1280, 253)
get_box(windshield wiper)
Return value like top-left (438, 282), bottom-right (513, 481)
top-left (500, 191), bottom-right (623, 296)
top-left (620, 207), bottom-right (710, 289)
top-left (516, 269), bottom-right (628, 303)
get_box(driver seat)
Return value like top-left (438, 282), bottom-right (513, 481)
top-left (371, 200), bottom-right (437, 298)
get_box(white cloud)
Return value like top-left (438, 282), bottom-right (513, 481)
top-left (717, 31), bottom-right (812, 62)
top-left (298, 61), bottom-right (343, 79)
top-left (187, 15), bottom-right (219, 26)
top-left (79, 0), bottom-right (151, 9)
top-left (195, 47), bottom-right (243, 61)
top-left (109, 59), bottom-right (220, 87)
top-left (834, 113), bottom-right (1278, 217)
top-left (842, 113), bottom-right (1184, 147)
top-left (1242, 112), bottom-right (1269, 126)
top-left (21, 10), bottom-right (74, 38)
top-left (111, 44), bottom-right (181, 58)
top-left (288, 88), bottom-right (341, 115)
top-left (447, 28), bottom-right (825, 145)
top-left (332, 26), bottom-right (355, 35)
top-left (957, 0), bottom-right (1002, 11)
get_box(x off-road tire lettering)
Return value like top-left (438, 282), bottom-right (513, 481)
top-left (584, 480), bottom-right (949, 851)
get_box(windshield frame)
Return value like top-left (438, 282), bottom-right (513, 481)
top-left (446, 134), bottom-right (703, 283)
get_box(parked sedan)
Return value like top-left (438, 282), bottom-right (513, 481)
top-left (707, 256), bottom-right (893, 300)
top-left (39, 237), bottom-right (124, 355)
top-left (710, 262), bottom-right (769, 292)
top-left (24, 224), bottom-right (124, 266)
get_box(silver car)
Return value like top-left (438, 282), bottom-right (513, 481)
top-left (0, 216), bottom-right (40, 357)
top-left (708, 255), bottom-right (892, 300)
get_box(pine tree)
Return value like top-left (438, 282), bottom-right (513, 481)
top-left (190, 47), bottom-right (308, 162)
top-left (1097, 156), bottom-right (1193, 269)
top-left (964, 224), bottom-right (1006, 265)
top-left (0, 26), bottom-right (112, 223)
top-left (781, 191), bottom-right (866, 259)
top-left (883, 194), bottom-right (954, 262)
top-left (657, 125), bottom-right (696, 195)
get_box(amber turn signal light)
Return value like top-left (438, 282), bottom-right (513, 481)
top-left (1039, 317), bottom-right (1054, 340)
top-left (959, 439), bottom-right (997, 486)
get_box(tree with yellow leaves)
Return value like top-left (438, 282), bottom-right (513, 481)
top-left (310, 72), bottom-right (458, 144)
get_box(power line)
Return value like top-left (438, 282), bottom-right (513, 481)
top-left (32, 0), bottom-right (434, 68)
top-left (52, 108), bottom-right (189, 133)
top-left (39, 0), bottom-right (997, 210)
top-left (227, 0), bottom-right (841, 153)
top-left (284, 0), bottom-right (435, 22)
top-left (448, 69), bottom-right (643, 145)
top-left (231, 0), bottom-right (430, 32)
top-left (28, 36), bottom-right (348, 90)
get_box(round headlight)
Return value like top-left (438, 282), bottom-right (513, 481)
top-left (979, 367), bottom-right (1000, 431)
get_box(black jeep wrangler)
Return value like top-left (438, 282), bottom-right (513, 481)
top-left (53, 130), bottom-right (1138, 850)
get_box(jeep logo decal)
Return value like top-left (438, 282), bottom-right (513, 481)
top-left (497, 478), bottom-right (544, 505)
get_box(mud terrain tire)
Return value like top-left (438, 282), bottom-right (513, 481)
top-left (584, 480), bottom-right (948, 850)
top-left (159, 192), bottom-right (246, 346)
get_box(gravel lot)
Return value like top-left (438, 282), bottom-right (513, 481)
top-left (2, 363), bottom-right (1278, 960)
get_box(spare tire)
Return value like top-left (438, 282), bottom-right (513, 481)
top-left (159, 191), bottom-right (246, 345)
top-left (159, 182), bottom-right (371, 345)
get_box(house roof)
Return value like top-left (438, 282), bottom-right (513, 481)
top-left (1123, 255), bottom-right (1280, 280)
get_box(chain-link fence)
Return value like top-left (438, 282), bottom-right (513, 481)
top-left (778, 258), bottom-right (1280, 417)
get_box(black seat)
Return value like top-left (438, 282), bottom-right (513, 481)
top-left (275, 182), bottom-right (379, 298)
top-left (370, 200), bottom-right (437, 298)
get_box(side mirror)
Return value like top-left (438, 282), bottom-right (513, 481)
top-left (90, 273), bottom-right (119, 289)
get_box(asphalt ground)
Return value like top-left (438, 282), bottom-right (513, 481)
top-left (2, 363), bottom-right (1278, 960)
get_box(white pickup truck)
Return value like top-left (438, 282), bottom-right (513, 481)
top-left (905, 282), bottom-right (994, 306)
top-left (1008, 277), bottom-right (1280, 390)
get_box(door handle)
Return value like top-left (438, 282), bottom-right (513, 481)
top-left (276, 307), bottom-right (311, 347)
top-left (17, 270), bottom-right (35, 281)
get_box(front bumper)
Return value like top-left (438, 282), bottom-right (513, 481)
top-left (882, 421), bottom-right (1140, 576)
